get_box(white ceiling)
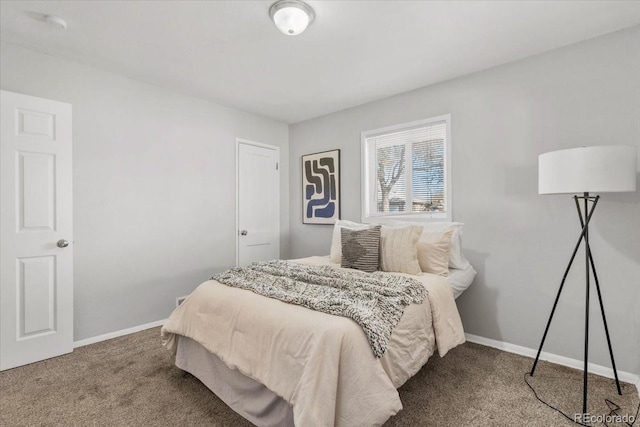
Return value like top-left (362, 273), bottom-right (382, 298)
top-left (1, 1), bottom-right (639, 123)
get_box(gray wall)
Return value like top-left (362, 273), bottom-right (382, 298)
top-left (289, 27), bottom-right (640, 375)
top-left (1, 42), bottom-right (289, 341)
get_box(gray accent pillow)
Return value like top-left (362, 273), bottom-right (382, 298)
top-left (341, 226), bottom-right (381, 273)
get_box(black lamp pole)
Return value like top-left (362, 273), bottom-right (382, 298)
top-left (529, 193), bottom-right (622, 416)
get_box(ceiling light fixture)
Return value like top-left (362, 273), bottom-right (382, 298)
top-left (44, 14), bottom-right (67, 30)
top-left (269, 0), bottom-right (315, 36)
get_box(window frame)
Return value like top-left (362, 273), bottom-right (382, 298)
top-left (360, 114), bottom-right (452, 223)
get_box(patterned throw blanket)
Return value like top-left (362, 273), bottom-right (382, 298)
top-left (213, 260), bottom-right (427, 358)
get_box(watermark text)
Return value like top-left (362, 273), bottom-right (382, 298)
top-left (574, 412), bottom-right (635, 424)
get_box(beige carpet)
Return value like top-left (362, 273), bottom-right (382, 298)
top-left (1, 327), bottom-right (637, 426)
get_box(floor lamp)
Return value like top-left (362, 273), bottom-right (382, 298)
top-left (530, 145), bottom-right (637, 416)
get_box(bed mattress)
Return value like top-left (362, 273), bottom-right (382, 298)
top-left (448, 264), bottom-right (477, 298)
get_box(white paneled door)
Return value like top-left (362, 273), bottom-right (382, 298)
top-left (1, 90), bottom-right (73, 371)
top-left (237, 139), bottom-right (280, 267)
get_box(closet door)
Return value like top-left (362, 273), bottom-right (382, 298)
top-left (236, 139), bottom-right (280, 267)
top-left (1, 90), bottom-right (73, 370)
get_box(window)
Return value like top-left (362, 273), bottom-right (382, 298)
top-left (361, 115), bottom-right (451, 222)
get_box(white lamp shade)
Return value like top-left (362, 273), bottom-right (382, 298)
top-left (539, 146), bottom-right (637, 194)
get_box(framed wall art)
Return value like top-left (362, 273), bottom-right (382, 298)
top-left (302, 149), bottom-right (340, 224)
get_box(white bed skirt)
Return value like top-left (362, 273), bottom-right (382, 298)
top-left (176, 335), bottom-right (295, 427)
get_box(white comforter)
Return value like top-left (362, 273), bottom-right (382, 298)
top-left (161, 256), bottom-right (465, 427)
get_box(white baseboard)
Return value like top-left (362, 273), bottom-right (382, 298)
top-left (465, 333), bottom-right (640, 398)
top-left (73, 319), bottom-right (167, 348)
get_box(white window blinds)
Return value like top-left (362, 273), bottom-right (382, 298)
top-left (362, 117), bottom-right (450, 220)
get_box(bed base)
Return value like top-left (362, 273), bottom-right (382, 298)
top-left (176, 335), bottom-right (295, 427)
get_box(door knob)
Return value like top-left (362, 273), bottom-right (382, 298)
top-left (240, 230), bottom-right (248, 236)
top-left (57, 239), bottom-right (70, 248)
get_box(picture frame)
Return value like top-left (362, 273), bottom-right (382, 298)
top-left (302, 149), bottom-right (341, 224)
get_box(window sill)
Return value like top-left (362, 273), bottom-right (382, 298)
top-left (361, 212), bottom-right (451, 224)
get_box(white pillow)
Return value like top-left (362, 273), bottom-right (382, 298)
top-left (388, 220), bottom-right (469, 270)
top-left (417, 229), bottom-right (453, 276)
top-left (380, 225), bottom-right (423, 275)
top-left (330, 220), bottom-right (372, 263)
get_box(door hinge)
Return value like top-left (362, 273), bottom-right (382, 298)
top-left (276, 162), bottom-right (279, 170)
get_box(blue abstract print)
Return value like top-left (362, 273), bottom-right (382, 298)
top-left (302, 150), bottom-right (340, 224)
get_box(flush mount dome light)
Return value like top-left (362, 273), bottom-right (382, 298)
top-left (269, 0), bottom-right (315, 36)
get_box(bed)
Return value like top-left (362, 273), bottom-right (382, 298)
top-left (161, 252), bottom-right (475, 427)
top-left (448, 263), bottom-right (477, 299)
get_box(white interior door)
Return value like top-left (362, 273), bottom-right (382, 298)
top-left (1, 90), bottom-right (73, 371)
top-left (237, 139), bottom-right (280, 267)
